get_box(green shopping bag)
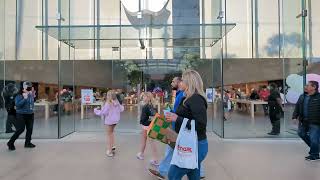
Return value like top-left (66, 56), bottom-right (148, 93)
top-left (147, 113), bottom-right (177, 147)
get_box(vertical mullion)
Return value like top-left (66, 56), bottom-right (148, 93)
top-left (57, 0), bottom-right (61, 138)
top-left (301, 0), bottom-right (307, 86)
top-left (251, 0), bottom-right (254, 58)
top-left (93, 0), bottom-right (96, 60)
top-left (96, 0), bottom-right (100, 60)
top-left (308, 0), bottom-right (312, 60)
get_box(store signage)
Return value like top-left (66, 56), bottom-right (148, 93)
top-left (206, 88), bottom-right (216, 103)
top-left (81, 89), bottom-right (94, 104)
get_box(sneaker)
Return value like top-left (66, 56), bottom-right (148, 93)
top-left (106, 150), bottom-right (114, 157)
top-left (150, 160), bottom-right (160, 166)
top-left (112, 146), bottom-right (116, 152)
top-left (267, 132), bottom-right (280, 136)
top-left (148, 169), bottom-right (165, 180)
top-left (305, 156), bottom-right (320, 161)
top-left (200, 176), bottom-right (206, 179)
top-left (24, 143), bottom-right (36, 148)
top-left (7, 142), bottom-right (15, 151)
top-left (136, 152), bottom-right (144, 160)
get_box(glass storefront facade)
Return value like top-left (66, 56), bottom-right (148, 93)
top-left (0, 0), bottom-right (319, 139)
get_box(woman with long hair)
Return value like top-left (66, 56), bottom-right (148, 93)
top-left (136, 92), bottom-right (159, 166)
top-left (165, 70), bottom-right (208, 180)
top-left (94, 90), bottom-right (124, 157)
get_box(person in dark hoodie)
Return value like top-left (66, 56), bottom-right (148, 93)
top-left (267, 83), bottom-right (283, 135)
top-left (2, 83), bottom-right (18, 133)
top-left (165, 70), bottom-right (208, 180)
top-left (292, 81), bottom-right (320, 161)
top-left (7, 81), bottom-right (36, 151)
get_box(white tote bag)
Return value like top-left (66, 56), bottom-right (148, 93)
top-left (171, 118), bottom-right (198, 169)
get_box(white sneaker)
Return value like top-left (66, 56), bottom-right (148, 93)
top-left (136, 152), bottom-right (144, 160)
top-left (106, 150), bottom-right (114, 157)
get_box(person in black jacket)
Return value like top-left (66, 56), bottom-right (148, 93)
top-left (2, 83), bottom-right (18, 133)
top-left (165, 70), bottom-right (208, 180)
top-left (267, 83), bottom-right (283, 135)
top-left (292, 81), bottom-right (320, 161)
top-left (7, 81), bottom-right (36, 151)
top-left (136, 92), bottom-right (159, 166)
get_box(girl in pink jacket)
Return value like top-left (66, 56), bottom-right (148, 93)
top-left (94, 90), bottom-right (124, 157)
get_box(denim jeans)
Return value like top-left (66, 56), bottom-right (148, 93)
top-left (298, 122), bottom-right (310, 147)
top-left (309, 124), bottom-right (320, 157)
top-left (158, 145), bottom-right (205, 177)
top-left (298, 123), bottom-right (320, 158)
top-left (168, 139), bottom-right (208, 180)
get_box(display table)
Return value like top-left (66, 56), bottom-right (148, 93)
top-left (124, 96), bottom-right (138, 105)
top-left (231, 99), bottom-right (267, 118)
top-left (34, 101), bottom-right (58, 120)
top-left (81, 101), bottom-right (104, 120)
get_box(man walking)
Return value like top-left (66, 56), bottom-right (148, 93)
top-left (293, 81), bottom-right (320, 161)
top-left (148, 77), bottom-right (205, 179)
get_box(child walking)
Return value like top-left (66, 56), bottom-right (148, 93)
top-left (137, 92), bottom-right (159, 166)
top-left (94, 90), bottom-right (124, 157)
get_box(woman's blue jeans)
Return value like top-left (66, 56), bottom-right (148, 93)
top-left (168, 139), bottom-right (208, 180)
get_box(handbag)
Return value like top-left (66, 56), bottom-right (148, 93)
top-left (171, 118), bottom-right (198, 169)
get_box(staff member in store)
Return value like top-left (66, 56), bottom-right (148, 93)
top-left (7, 81), bottom-right (36, 151)
top-left (267, 83), bottom-right (283, 136)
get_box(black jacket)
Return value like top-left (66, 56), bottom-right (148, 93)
top-left (140, 104), bottom-right (156, 126)
top-left (250, 92), bottom-right (259, 100)
top-left (4, 95), bottom-right (16, 115)
top-left (292, 92), bottom-right (320, 125)
top-left (175, 94), bottom-right (208, 141)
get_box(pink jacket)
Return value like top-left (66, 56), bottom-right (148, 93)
top-left (94, 102), bottom-right (124, 125)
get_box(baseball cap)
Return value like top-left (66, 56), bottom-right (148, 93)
top-left (23, 81), bottom-right (32, 89)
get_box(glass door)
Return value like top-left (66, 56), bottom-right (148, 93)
top-left (59, 0), bottom-right (75, 137)
top-left (0, 0), bottom-right (5, 135)
top-left (281, 0), bottom-right (304, 137)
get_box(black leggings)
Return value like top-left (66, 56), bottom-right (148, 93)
top-left (269, 109), bottom-right (281, 133)
top-left (9, 114), bottom-right (34, 144)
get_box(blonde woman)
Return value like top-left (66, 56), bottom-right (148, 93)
top-left (137, 92), bottom-right (159, 166)
top-left (94, 90), bottom-right (124, 157)
top-left (166, 70), bottom-right (208, 180)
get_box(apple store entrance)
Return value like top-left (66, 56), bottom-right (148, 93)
top-left (0, 0), bottom-right (313, 140)
top-left (34, 19), bottom-right (235, 137)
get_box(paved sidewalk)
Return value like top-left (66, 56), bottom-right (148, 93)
top-left (0, 132), bottom-right (319, 180)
